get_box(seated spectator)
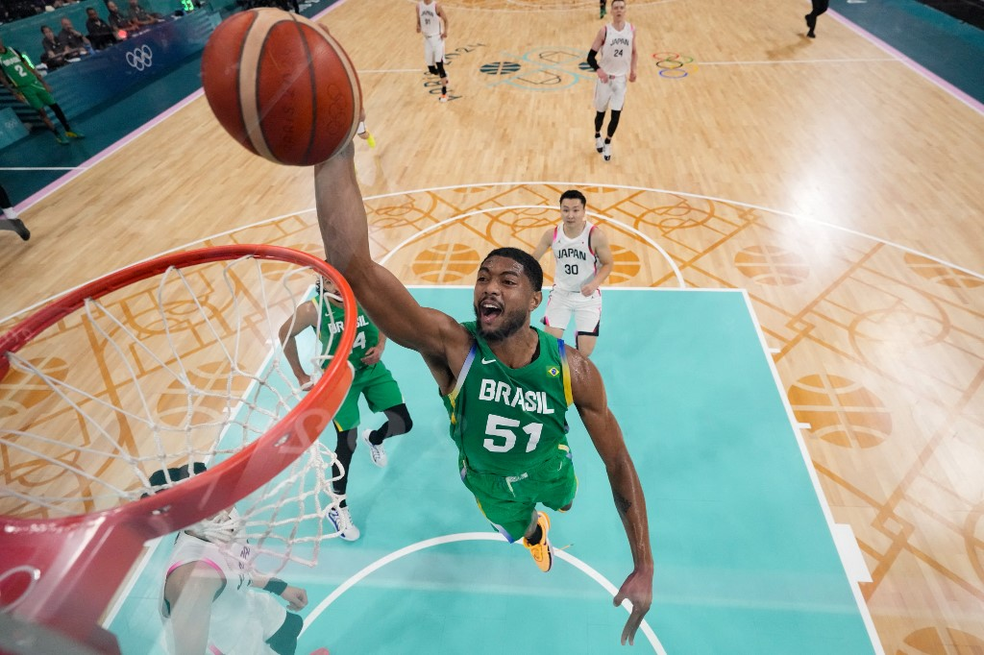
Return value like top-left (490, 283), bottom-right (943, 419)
top-left (126, 0), bottom-right (163, 27)
top-left (58, 17), bottom-right (91, 57)
top-left (85, 6), bottom-right (118, 49)
top-left (106, 0), bottom-right (138, 33)
top-left (39, 25), bottom-right (71, 70)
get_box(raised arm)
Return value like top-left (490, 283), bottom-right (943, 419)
top-left (314, 144), bottom-right (469, 380)
top-left (569, 347), bottom-right (653, 645)
top-left (581, 227), bottom-right (614, 296)
top-left (531, 227), bottom-right (553, 261)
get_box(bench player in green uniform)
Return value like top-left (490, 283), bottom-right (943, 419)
top-left (314, 143), bottom-right (653, 646)
top-left (280, 275), bottom-right (413, 541)
top-left (0, 35), bottom-right (84, 145)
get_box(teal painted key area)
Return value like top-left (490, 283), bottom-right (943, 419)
top-left (107, 288), bottom-right (877, 655)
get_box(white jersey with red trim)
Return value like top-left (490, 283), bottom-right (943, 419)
top-left (599, 21), bottom-right (634, 77)
top-left (550, 221), bottom-right (598, 293)
top-left (160, 532), bottom-right (286, 655)
top-left (418, 1), bottom-right (441, 37)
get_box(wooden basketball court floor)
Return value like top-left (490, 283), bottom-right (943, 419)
top-left (2, 0), bottom-right (983, 653)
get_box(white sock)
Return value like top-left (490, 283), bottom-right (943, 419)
top-left (2, 208), bottom-right (18, 220)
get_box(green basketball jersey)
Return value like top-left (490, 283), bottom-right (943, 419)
top-left (312, 296), bottom-right (379, 372)
top-left (0, 47), bottom-right (39, 89)
top-left (443, 322), bottom-right (574, 477)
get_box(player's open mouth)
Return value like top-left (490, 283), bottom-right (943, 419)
top-left (479, 301), bottom-right (502, 323)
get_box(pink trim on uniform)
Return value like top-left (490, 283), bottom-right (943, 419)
top-left (208, 645), bottom-right (223, 655)
top-left (166, 558), bottom-right (223, 576)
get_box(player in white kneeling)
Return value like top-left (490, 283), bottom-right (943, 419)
top-left (156, 465), bottom-right (312, 655)
top-left (532, 189), bottom-right (615, 358)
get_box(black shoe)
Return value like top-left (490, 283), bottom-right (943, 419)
top-left (807, 30), bottom-right (816, 38)
top-left (1, 218), bottom-right (30, 241)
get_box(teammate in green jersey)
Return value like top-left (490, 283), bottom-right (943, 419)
top-left (314, 143), bottom-right (653, 646)
top-left (0, 35), bottom-right (84, 145)
top-left (280, 275), bottom-right (413, 542)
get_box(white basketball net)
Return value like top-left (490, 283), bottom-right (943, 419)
top-left (0, 254), bottom-right (352, 572)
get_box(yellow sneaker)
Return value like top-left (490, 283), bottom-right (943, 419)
top-left (522, 511), bottom-right (552, 572)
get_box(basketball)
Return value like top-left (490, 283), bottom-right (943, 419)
top-left (200, 8), bottom-right (362, 166)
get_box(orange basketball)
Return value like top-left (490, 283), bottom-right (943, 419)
top-left (200, 8), bottom-right (362, 166)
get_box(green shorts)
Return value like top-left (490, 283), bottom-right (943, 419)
top-left (460, 444), bottom-right (578, 543)
top-left (17, 83), bottom-right (54, 111)
top-left (331, 361), bottom-right (404, 432)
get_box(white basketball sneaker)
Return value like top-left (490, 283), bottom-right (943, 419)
top-left (595, 135), bottom-right (604, 153)
top-left (328, 505), bottom-right (360, 541)
top-left (603, 142), bottom-right (612, 162)
top-left (362, 429), bottom-right (388, 467)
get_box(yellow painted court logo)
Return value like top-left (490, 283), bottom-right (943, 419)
top-left (546, 366), bottom-right (560, 377)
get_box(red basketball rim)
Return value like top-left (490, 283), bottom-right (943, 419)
top-left (0, 244), bottom-right (356, 650)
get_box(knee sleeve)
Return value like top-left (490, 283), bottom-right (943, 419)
top-left (332, 428), bottom-right (357, 497)
top-left (266, 612), bottom-right (302, 655)
top-left (380, 403), bottom-right (413, 438)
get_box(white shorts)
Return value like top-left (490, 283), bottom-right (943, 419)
top-left (166, 591), bottom-right (287, 655)
top-left (423, 34), bottom-right (445, 67)
top-left (593, 75), bottom-right (627, 112)
top-left (543, 287), bottom-right (602, 336)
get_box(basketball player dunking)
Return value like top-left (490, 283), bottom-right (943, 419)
top-left (532, 190), bottom-right (614, 357)
top-left (586, 0), bottom-right (638, 161)
top-left (415, 0), bottom-right (450, 102)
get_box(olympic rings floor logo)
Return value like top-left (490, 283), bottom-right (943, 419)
top-left (652, 52), bottom-right (697, 79)
top-left (126, 44), bottom-right (154, 71)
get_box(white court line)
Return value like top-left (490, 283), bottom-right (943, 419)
top-left (0, 167), bottom-right (88, 171)
top-left (738, 288), bottom-right (885, 655)
top-left (6, 180), bottom-right (982, 326)
top-left (299, 531), bottom-right (667, 654)
top-left (830, 9), bottom-right (984, 114)
top-left (376, 204), bottom-right (687, 288)
top-left (698, 58), bottom-right (895, 66)
top-left (359, 68), bottom-right (425, 74)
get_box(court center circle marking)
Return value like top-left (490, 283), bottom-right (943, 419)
top-left (299, 531), bottom-right (667, 654)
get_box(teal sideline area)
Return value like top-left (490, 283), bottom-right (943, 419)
top-left (106, 288), bottom-right (877, 654)
top-left (832, 0), bottom-right (984, 101)
top-left (1, 0), bottom-right (982, 206)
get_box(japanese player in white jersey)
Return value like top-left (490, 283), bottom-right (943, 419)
top-left (415, 0), bottom-right (450, 102)
top-left (586, 0), bottom-right (638, 161)
top-left (532, 189), bottom-right (615, 357)
top-left (154, 464), bottom-right (315, 655)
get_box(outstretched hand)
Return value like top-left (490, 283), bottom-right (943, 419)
top-left (613, 568), bottom-right (653, 646)
top-left (281, 585), bottom-right (308, 611)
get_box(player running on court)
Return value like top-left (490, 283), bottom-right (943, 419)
top-left (314, 142), bottom-right (653, 646)
top-left (0, 35), bottom-right (84, 145)
top-left (415, 0), bottom-right (450, 102)
top-left (279, 275), bottom-right (413, 541)
top-left (532, 189), bottom-right (614, 357)
top-left (587, 0), bottom-right (637, 161)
